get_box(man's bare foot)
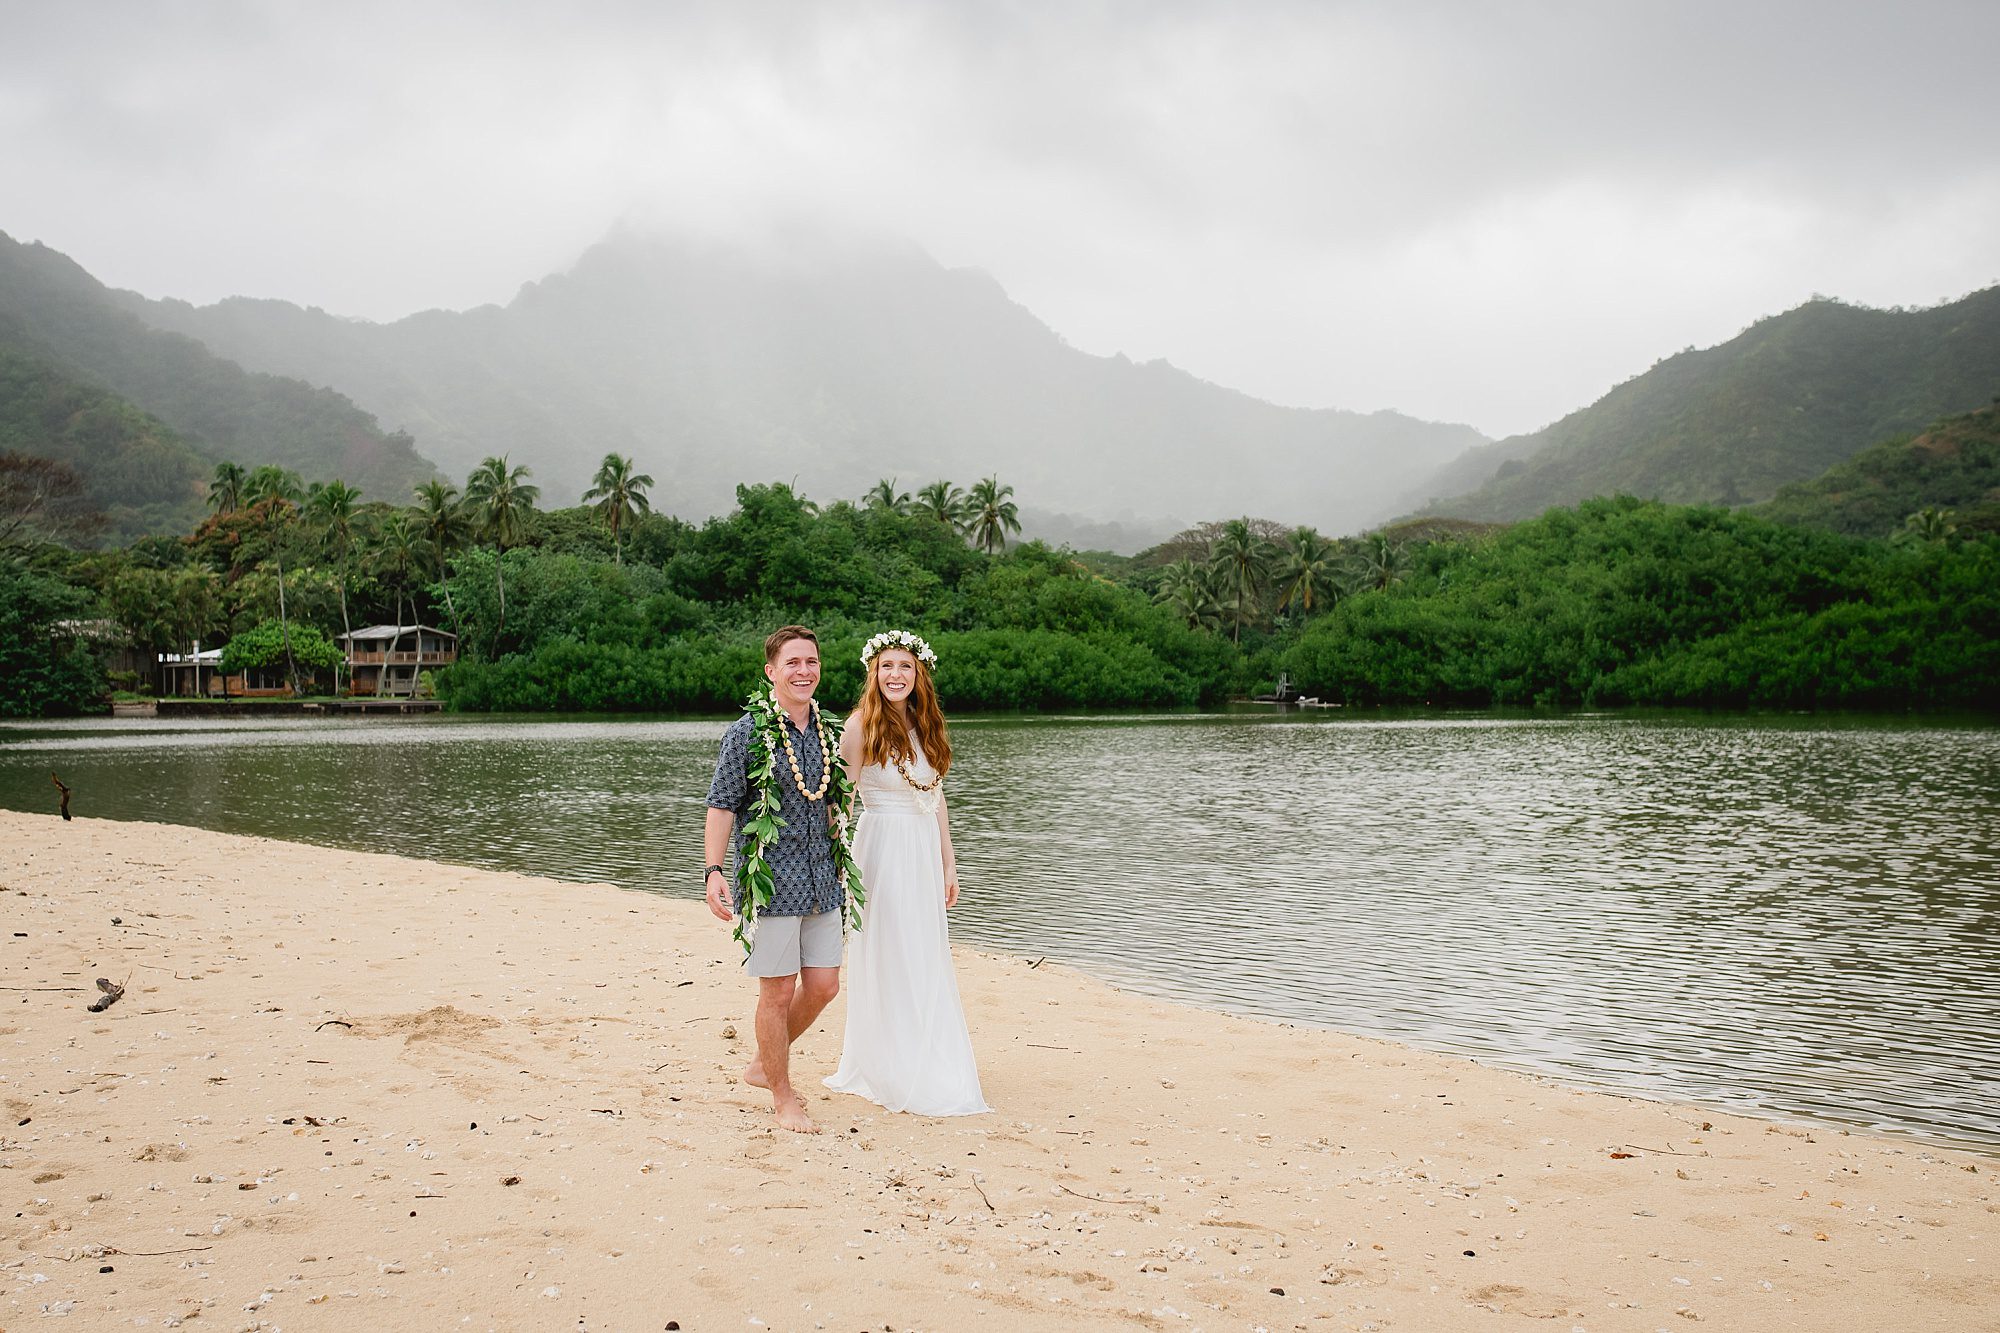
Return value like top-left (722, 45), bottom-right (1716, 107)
top-left (743, 1061), bottom-right (769, 1090)
top-left (772, 1096), bottom-right (818, 1134)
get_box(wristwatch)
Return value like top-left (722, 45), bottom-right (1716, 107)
top-left (704, 864), bottom-right (726, 886)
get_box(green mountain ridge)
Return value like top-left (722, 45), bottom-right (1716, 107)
top-left (0, 345), bottom-right (211, 540)
top-left (0, 231), bottom-right (439, 521)
top-left (114, 227), bottom-right (1489, 537)
top-left (1409, 287), bottom-right (2000, 522)
top-left (1757, 403), bottom-right (2000, 537)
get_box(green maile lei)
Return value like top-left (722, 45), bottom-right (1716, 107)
top-left (732, 687), bottom-right (866, 954)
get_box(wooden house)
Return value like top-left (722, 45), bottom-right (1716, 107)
top-left (339, 625), bottom-right (457, 697)
top-left (156, 646), bottom-right (291, 698)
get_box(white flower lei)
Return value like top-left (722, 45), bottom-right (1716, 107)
top-left (732, 687), bottom-right (865, 954)
top-left (860, 629), bottom-right (938, 667)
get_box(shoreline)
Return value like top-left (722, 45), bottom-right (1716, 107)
top-left (14, 797), bottom-right (1993, 1158)
top-left (3, 811), bottom-right (1995, 1331)
top-left (1070, 957), bottom-right (2000, 1161)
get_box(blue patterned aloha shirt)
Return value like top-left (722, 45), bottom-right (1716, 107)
top-left (705, 710), bottom-right (844, 917)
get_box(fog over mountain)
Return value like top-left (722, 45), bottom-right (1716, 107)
top-left (121, 225), bottom-right (1487, 539)
top-left (8, 4), bottom-right (1996, 452)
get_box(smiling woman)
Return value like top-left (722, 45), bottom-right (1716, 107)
top-left (826, 628), bottom-right (988, 1116)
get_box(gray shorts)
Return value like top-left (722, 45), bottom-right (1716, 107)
top-left (744, 908), bottom-right (844, 977)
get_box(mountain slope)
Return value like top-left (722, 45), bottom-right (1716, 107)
top-left (1407, 287), bottom-right (2000, 522)
top-left (0, 231), bottom-right (438, 509)
top-left (1757, 404), bottom-right (2000, 537)
top-left (120, 228), bottom-right (1488, 534)
top-left (0, 346), bottom-right (211, 540)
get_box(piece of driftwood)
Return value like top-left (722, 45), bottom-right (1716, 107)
top-left (51, 772), bottom-right (72, 821)
top-left (86, 978), bottom-right (125, 1013)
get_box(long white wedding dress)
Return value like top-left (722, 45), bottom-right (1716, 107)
top-left (824, 743), bottom-right (990, 1116)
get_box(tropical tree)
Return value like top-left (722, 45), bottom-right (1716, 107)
top-left (964, 475), bottom-right (1021, 555)
top-left (1208, 517), bottom-right (1274, 643)
top-left (372, 513), bottom-right (425, 695)
top-left (864, 477), bottom-right (912, 515)
top-left (206, 461), bottom-right (248, 514)
top-left (1274, 525), bottom-right (1340, 616)
top-left (462, 456), bottom-right (540, 649)
top-left (915, 480), bottom-right (967, 529)
top-left (412, 479), bottom-right (471, 632)
top-left (304, 479), bottom-right (364, 690)
top-left (0, 568), bottom-right (106, 716)
top-left (242, 465), bottom-right (303, 509)
top-left (234, 468), bottom-right (307, 690)
top-left (1900, 506), bottom-right (1957, 545)
top-left (582, 453), bottom-right (654, 565)
top-left (1352, 534), bottom-right (1408, 592)
top-left (1154, 557), bottom-right (1226, 631)
top-left (106, 565), bottom-right (224, 694)
top-left (219, 619), bottom-right (342, 687)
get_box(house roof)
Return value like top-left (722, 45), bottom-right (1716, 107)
top-left (338, 624), bottom-right (458, 642)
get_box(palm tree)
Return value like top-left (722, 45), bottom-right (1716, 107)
top-left (305, 479), bottom-right (364, 691)
top-left (207, 462), bottom-right (248, 514)
top-left (1154, 557), bottom-right (1225, 631)
top-left (1274, 525), bottom-right (1339, 616)
top-left (412, 479), bottom-right (470, 633)
top-left (964, 475), bottom-right (1021, 555)
top-left (1353, 534), bottom-right (1407, 592)
top-left (864, 478), bottom-right (912, 515)
top-left (372, 514), bottom-right (424, 696)
top-left (915, 480), bottom-right (967, 529)
top-left (462, 456), bottom-right (540, 648)
top-left (582, 453), bottom-right (654, 565)
top-left (235, 467), bottom-right (306, 689)
top-left (242, 465), bottom-right (303, 509)
top-left (1901, 506), bottom-right (1957, 545)
top-left (1209, 517), bottom-right (1274, 643)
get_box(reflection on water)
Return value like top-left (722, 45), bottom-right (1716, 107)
top-left (3, 710), bottom-right (1997, 1146)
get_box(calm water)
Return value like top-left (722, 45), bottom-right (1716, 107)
top-left (3, 710), bottom-right (1997, 1147)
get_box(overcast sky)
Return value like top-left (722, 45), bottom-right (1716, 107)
top-left (4, 0), bottom-right (1996, 438)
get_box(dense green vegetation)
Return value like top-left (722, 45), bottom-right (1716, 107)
top-left (1283, 495), bottom-right (1997, 708)
top-left (0, 565), bottom-right (105, 716)
top-left (0, 230), bottom-right (439, 514)
top-left (1419, 287), bottom-right (2000, 522)
top-left (1757, 404), bottom-right (2000, 538)
top-left (436, 478), bottom-right (1234, 711)
top-left (2, 413), bottom-right (1994, 718)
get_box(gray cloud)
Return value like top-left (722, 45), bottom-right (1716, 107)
top-left (3, 0), bottom-right (1995, 437)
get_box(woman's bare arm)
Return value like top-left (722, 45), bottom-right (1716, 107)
top-left (936, 789), bottom-right (959, 908)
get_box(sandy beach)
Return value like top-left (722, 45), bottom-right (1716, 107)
top-left (2, 810), bottom-right (1993, 1332)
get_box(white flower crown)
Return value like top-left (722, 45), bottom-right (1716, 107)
top-left (860, 629), bottom-right (938, 668)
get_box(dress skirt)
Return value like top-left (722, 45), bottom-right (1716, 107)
top-left (824, 791), bottom-right (989, 1116)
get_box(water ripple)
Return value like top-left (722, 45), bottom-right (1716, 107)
top-left (3, 710), bottom-right (1996, 1145)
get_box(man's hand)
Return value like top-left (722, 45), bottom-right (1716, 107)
top-left (705, 870), bottom-right (734, 921)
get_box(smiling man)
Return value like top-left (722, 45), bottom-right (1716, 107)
top-left (702, 625), bottom-right (846, 1134)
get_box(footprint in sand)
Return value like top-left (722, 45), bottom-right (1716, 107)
top-left (1468, 1281), bottom-right (1572, 1318)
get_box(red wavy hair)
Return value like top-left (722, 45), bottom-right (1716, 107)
top-left (852, 650), bottom-right (952, 776)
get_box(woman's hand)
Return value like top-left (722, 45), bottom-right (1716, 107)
top-left (944, 876), bottom-right (959, 909)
